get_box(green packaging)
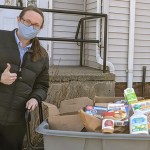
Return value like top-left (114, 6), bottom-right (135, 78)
top-left (124, 88), bottom-right (138, 104)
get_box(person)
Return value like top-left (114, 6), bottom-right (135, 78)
top-left (0, 6), bottom-right (49, 150)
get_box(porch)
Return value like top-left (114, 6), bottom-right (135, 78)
top-left (47, 66), bottom-right (115, 105)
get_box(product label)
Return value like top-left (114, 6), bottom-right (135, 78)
top-left (124, 88), bottom-right (137, 104)
top-left (131, 117), bottom-right (148, 133)
top-left (131, 100), bottom-right (150, 129)
top-left (85, 106), bottom-right (107, 119)
top-left (132, 117), bottom-right (145, 124)
top-left (108, 103), bottom-right (129, 126)
top-left (131, 100), bottom-right (150, 114)
top-left (102, 119), bottom-right (114, 129)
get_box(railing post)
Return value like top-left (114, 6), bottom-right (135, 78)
top-left (103, 15), bottom-right (107, 73)
top-left (142, 66), bottom-right (146, 98)
top-left (80, 21), bottom-right (84, 66)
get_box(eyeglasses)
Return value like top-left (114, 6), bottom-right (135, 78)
top-left (21, 18), bottom-right (41, 30)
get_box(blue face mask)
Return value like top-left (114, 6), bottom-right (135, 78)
top-left (18, 22), bottom-right (40, 40)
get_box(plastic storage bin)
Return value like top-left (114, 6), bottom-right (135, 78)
top-left (36, 120), bottom-right (150, 150)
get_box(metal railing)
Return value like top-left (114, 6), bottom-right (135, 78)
top-left (0, 5), bottom-right (108, 73)
top-left (75, 16), bottom-right (107, 70)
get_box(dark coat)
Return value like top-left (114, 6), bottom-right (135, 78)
top-left (0, 29), bottom-right (49, 125)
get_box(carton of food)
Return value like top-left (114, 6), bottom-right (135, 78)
top-left (124, 88), bottom-right (138, 104)
top-left (131, 99), bottom-right (150, 129)
top-left (108, 103), bottom-right (129, 126)
top-left (85, 105), bottom-right (107, 119)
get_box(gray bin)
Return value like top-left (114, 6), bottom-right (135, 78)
top-left (36, 120), bottom-right (150, 150)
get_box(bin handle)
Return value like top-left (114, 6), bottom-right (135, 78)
top-left (25, 109), bottom-right (31, 122)
top-left (38, 100), bottom-right (43, 123)
top-left (25, 101), bottom-right (44, 150)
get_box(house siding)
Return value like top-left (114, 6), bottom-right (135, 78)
top-left (134, 0), bottom-right (150, 82)
top-left (52, 0), bottom-right (84, 65)
top-left (107, 0), bottom-right (150, 83)
top-left (84, 0), bottom-right (100, 68)
top-left (107, 0), bottom-right (129, 82)
top-left (52, 0), bottom-right (150, 83)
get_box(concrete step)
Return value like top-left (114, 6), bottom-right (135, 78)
top-left (49, 66), bottom-right (115, 81)
top-left (47, 66), bottom-right (115, 105)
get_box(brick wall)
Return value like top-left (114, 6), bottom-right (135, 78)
top-left (115, 82), bottom-right (150, 99)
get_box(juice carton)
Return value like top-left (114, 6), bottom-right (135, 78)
top-left (124, 88), bottom-right (138, 104)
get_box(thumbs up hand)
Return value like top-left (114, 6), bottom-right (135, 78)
top-left (0, 63), bottom-right (17, 85)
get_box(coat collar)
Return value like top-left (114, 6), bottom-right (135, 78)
top-left (12, 29), bottom-right (34, 53)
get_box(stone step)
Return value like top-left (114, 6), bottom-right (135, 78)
top-left (47, 66), bottom-right (115, 105)
top-left (49, 66), bottom-right (115, 82)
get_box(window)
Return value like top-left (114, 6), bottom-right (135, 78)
top-left (4, 0), bottom-right (16, 5)
top-left (26, 0), bottom-right (38, 7)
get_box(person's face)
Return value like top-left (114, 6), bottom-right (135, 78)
top-left (17, 10), bottom-right (43, 30)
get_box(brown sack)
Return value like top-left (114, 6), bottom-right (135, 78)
top-left (79, 109), bottom-right (102, 132)
top-left (94, 96), bottom-right (125, 103)
top-left (59, 97), bottom-right (94, 114)
top-left (42, 102), bottom-right (60, 116)
top-left (48, 114), bottom-right (83, 131)
top-left (43, 97), bottom-right (93, 131)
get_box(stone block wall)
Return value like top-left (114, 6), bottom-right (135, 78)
top-left (47, 80), bottom-right (115, 106)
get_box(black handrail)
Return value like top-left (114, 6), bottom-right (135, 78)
top-left (0, 5), bottom-right (107, 72)
top-left (80, 21), bottom-right (84, 66)
top-left (103, 15), bottom-right (108, 73)
top-left (75, 16), bottom-right (104, 40)
top-left (0, 5), bottom-right (107, 16)
top-left (38, 37), bottom-right (99, 43)
top-left (142, 66), bottom-right (146, 98)
top-left (75, 16), bottom-right (107, 72)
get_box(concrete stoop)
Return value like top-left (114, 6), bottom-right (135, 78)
top-left (46, 66), bottom-right (115, 105)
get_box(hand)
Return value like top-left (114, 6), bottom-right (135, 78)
top-left (26, 98), bottom-right (38, 111)
top-left (1, 63), bottom-right (17, 85)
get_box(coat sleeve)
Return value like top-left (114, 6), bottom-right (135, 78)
top-left (29, 56), bottom-right (49, 102)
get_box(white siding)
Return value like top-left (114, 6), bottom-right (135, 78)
top-left (134, 0), bottom-right (150, 82)
top-left (84, 0), bottom-right (99, 68)
top-left (84, 0), bottom-right (131, 82)
top-left (107, 0), bottom-right (150, 82)
top-left (52, 0), bottom-right (84, 65)
top-left (107, 0), bottom-right (129, 82)
top-left (52, 0), bottom-right (150, 83)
